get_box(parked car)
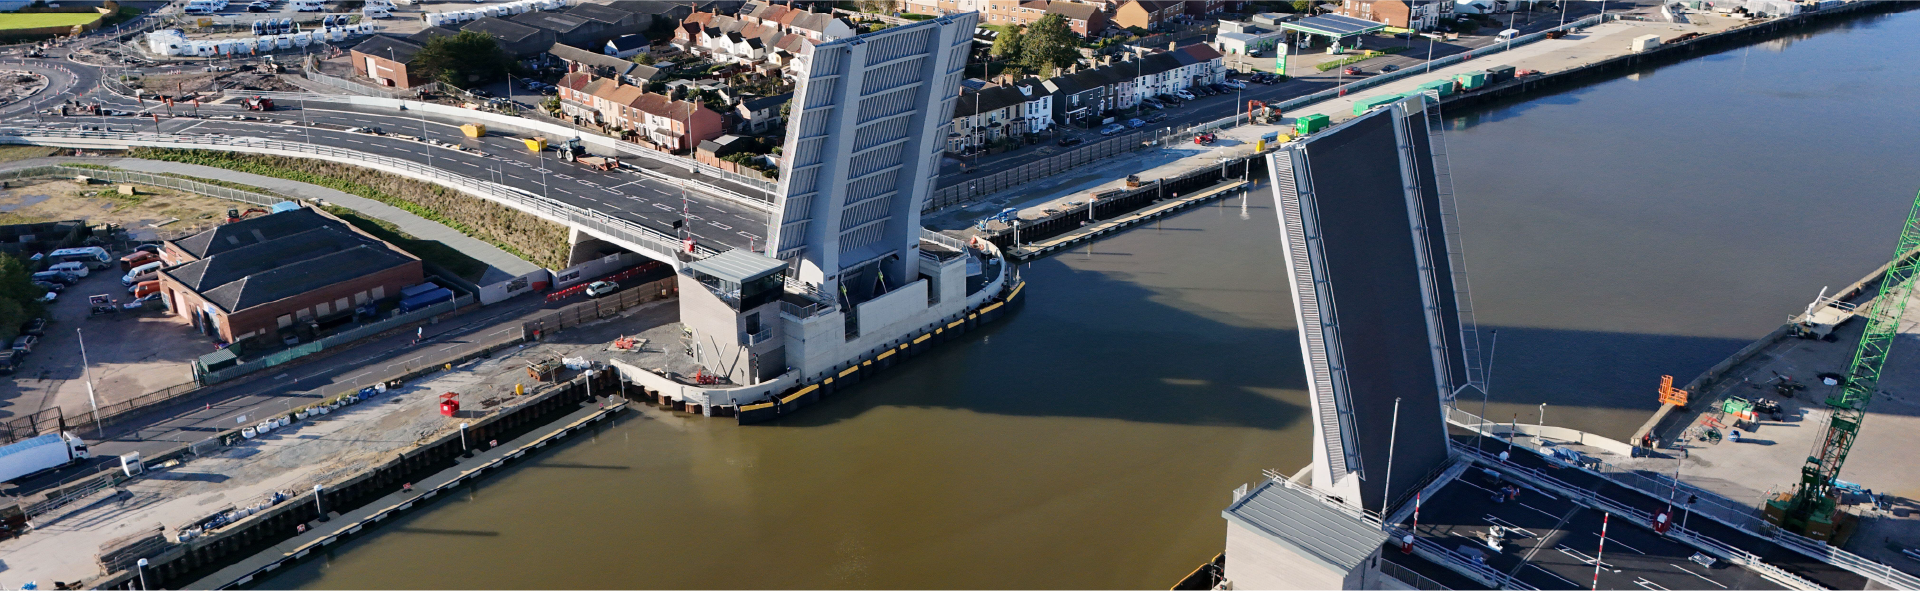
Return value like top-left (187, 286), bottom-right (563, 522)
top-left (584, 281), bottom-right (619, 298)
top-left (1223, 80), bottom-right (1247, 89)
top-left (31, 271), bottom-right (76, 285)
top-left (12, 335), bottom-right (37, 354)
top-left (19, 318), bottom-right (45, 336)
top-left (0, 351), bottom-right (17, 375)
top-left (1140, 101), bottom-right (1163, 110)
top-left (1159, 94), bottom-right (1185, 104)
top-left (1056, 136), bottom-right (1084, 147)
top-left (1174, 90), bottom-right (1195, 100)
top-left (1225, 68), bottom-right (1241, 77)
top-left (1208, 84), bottom-right (1229, 94)
top-left (1126, 118), bottom-right (1145, 129)
top-left (1381, 64), bottom-right (1400, 72)
top-left (1099, 123), bottom-right (1126, 136)
top-left (1147, 113), bottom-right (1167, 123)
top-left (31, 281), bottom-right (62, 293)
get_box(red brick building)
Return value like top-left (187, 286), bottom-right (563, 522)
top-left (349, 35), bottom-right (429, 88)
top-left (158, 208), bottom-right (423, 344)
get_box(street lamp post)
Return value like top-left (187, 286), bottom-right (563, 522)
top-left (313, 484), bottom-right (328, 522)
top-left (1425, 34), bottom-right (1437, 73)
top-left (76, 328), bottom-right (103, 437)
top-left (136, 557), bottom-right (149, 590)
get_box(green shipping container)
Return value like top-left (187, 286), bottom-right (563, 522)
top-left (1296, 113), bottom-right (1330, 134)
top-left (1417, 79), bottom-right (1457, 97)
top-left (1456, 70), bottom-right (1488, 90)
top-left (1352, 95), bottom-right (1402, 116)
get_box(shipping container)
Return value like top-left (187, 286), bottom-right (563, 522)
top-left (396, 288), bottom-right (453, 314)
top-left (1295, 113), bottom-right (1330, 135)
top-left (399, 282), bottom-right (443, 298)
top-left (1416, 78), bottom-right (1456, 97)
top-left (1456, 70), bottom-right (1487, 90)
top-left (1486, 64), bottom-right (1516, 83)
top-left (1352, 94), bottom-right (1402, 116)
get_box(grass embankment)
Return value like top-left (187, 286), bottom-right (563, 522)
top-left (0, 12), bottom-right (102, 30)
top-left (128, 148), bottom-right (570, 269)
top-left (0, 146), bottom-right (56, 164)
top-left (322, 206), bottom-right (487, 282)
top-left (1316, 46), bottom-right (1409, 72)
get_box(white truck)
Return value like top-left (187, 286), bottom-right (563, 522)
top-left (0, 432), bottom-right (90, 484)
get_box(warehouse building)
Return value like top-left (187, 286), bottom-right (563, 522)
top-left (157, 208), bottom-right (423, 344)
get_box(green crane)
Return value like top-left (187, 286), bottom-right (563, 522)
top-left (1766, 192), bottom-right (1920, 540)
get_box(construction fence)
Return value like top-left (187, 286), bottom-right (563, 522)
top-left (521, 277), bottom-right (675, 338)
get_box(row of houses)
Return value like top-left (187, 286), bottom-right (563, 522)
top-left (556, 71), bottom-right (727, 152)
top-left (948, 42), bottom-right (1222, 150)
top-left (902, 0), bottom-right (1229, 36)
top-left (672, 1), bottom-right (853, 64)
top-left (350, 0), bottom-right (666, 88)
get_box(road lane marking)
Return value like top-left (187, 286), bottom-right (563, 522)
top-left (1669, 564), bottom-right (1726, 588)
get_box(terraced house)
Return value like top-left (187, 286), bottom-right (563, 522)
top-left (557, 73), bottom-right (726, 152)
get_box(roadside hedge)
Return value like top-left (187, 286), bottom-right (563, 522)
top-left (128, 148), bottom-right (569, 269)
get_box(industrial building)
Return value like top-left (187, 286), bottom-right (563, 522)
top-left (157, 208), bottom-right (423, 345)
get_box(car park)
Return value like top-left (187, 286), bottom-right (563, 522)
top-left (1057, 136), bottom-right (1083, 147)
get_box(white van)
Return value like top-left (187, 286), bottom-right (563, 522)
top-left (184, 0), bottom-right (217, 13)
top-left (123, 261), bottom-right (163, 286)
top-left (48, 262), bottom-right (89, 277)
top-left (49, 246), bottom-right (109, 262)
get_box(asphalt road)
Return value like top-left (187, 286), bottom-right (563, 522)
top-left (939, 1), bottom-right (1628, 185)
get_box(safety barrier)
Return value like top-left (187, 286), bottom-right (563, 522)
top-left (0, 127), bottom-right (697, 262)
top-left (194, 295), bottom-right (471, 385)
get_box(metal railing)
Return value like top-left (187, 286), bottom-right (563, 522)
top-left (196, 295), bottom-right (471, 385)
top-left (0, 127), bottom-right (692, 260)
top-left (9, 164), bottom-right (289, 207)
top-left (1379, 559), bottom-right (1454, 590)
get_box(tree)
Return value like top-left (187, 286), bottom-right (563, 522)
top-left (412, 31), bottom-right (512, 89)
top-left (633, 52), bottom-right (656, 65)
top-left (1018, 14), bottom-right (1080, 77)
top-left (990, 24), bottom-right (1024, 62)
top-left (0, 255), bottom-right (44, 342)
top-left (1291, 0), bottom-right (1313, 13)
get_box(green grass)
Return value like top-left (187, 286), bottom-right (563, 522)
top-left (322, 206), bottom-right (488, 282)
top-left (0, 12), bottom-right (103, 31)
top-left (1316, 48), bottom-right (1405, 72)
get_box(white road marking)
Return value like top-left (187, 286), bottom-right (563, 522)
top-left (1669, 564), bottom-right (1726, 588)
top-left (1596, 533), bottom-right (1645, 555)
top-left (1635, 577), bottom-right (1669, 590)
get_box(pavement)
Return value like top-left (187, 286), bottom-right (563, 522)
top-left (0, 296), bottom-right (675, 590)
top-left (1636, 295), bottom-right (1919, 574)
top-left (935, 1), bottom-right (1646, 185)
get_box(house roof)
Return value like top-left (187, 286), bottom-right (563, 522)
top-left (953, 84), bottom-right (1032, 118)
top-left (511, 11), bottom-right (594, 35)
top-left (550, 42), bottom-right (637, 75)
top-left (1174, 42), bottom-right (1223, 64)
top-left (607, 33), bottom-right (649, 50)
top-left (559, 71), bottom-right (593, 91)
top-left (698, 133), bottom-right (750, 155)
top-left (606, 0), bottom-right (681, 16)
top-left (407, 26), bottom-right (461, 44)
top-left (1222, 481), bottom-right (1389, 574)
top-left (170, 207), bottom-right (334, 260)
top-left (630, 63), bottom-right (662, 80)
top-left (1048, 1), bottom-right (1102, 21)
top-left (461, 17), bottom-right (545, 44)
top-left (566, 2), bottom-right (633, 25)
top-left (351, 35), bottom-right (424, 64)
top-left (161, 211), bottom-right (415, 314)
top-left (740, 91), bottom-right (789, 111)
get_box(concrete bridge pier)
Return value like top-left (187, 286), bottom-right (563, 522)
top-left (568, 227), bottom-right (626, 267)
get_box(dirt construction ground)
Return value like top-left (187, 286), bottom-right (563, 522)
top-left (0, 178), bottom-right (237, 239)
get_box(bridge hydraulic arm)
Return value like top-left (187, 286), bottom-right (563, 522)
top-left (1775, 192), bottom-right (1920, 536)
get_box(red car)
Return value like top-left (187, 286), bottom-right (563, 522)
top-left (1342, 66), bottom-right (1363, 76)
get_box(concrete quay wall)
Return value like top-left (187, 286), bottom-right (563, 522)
top-left (86, 371), bottom-right (621, 590)
top-left (1437, 1), bottom-right (1905, 113)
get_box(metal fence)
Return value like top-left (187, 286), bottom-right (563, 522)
top-left (197, 295), bottom-right (473, 385)
top-left (925, 129), bottom-right (1153, 212)
top-left (26, 164), bottom-right (290, 207)
top-left (521, 277), bottom-right (673, 337)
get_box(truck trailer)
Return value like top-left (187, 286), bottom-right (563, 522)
top-left (0, 432), bottom-right (90, 484)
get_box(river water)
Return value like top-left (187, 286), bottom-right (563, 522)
top-left (270, 9), bottom-right (1917, 589)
